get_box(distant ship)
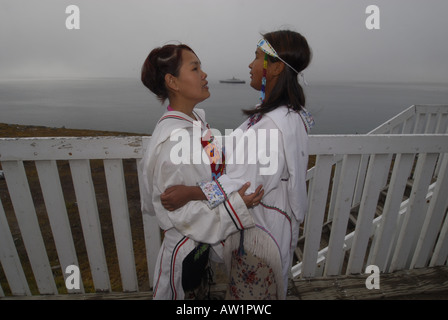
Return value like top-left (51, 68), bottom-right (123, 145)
top-left (219, 77), bottom-right (246, 84)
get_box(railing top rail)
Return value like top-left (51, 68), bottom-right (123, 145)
top-left (368, 104), bottom-right (448, 135)
top-left (0, 136), bottom-right (150, 161)
top-left (414, 104), bottom-right (448, 113)
top-left (367, 105), bottom-right (416, 134)
top-left (1, 134), bottom-right (447, 161)
top-left (308, 134), bottom-right (448, 155)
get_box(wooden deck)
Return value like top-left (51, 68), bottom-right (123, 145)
top-left (2, 266), bottom-right (447, 300)
top-left (291, 265), bottom-right (448, 300)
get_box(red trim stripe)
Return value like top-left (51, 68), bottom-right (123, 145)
top-left (171, 237), bottom-right (189, 300)
top-left (158, 115), bottom-right (194, 124)
top-left (260, 202), bottom-right (291, 223)
top-left (215, 181), bottom-right (245, 230)
top-left (225, 198), bottom-right (244, 230)
top-left (260, 201), bottom-right (293, 247)
top-left (152, 245), bottom-right (165, 298)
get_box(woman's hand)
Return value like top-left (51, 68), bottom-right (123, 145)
top-left (160, 182), bottom-right (264, 211)
top-left (238, 182), bottom-right (264, 208)
top-left (161, 186), bottom-right (206, 211)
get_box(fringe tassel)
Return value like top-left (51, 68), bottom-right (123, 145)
top-left (237, 230), bottom-right (245, 256)
top-left (224, 228), bottom-right (285, 299)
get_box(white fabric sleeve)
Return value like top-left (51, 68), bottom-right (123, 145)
top-left (219, 117), bottom-right (286, 198)
top-left (153, 140), bottom-right (254, 245)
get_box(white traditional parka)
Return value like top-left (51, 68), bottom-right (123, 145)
top-left (140, 108), bottom-right (254, 300)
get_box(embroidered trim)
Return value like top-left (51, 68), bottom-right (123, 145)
top-left (260, 202), bottom-right (291, 224)
top-left (158, 110), bottom-right (206, 128)
top-left (298, 108), bottom-right (315, 133)
top-left (210, 179), bottom-right (248, 230)
top-left (215, 178), bottom-right (228, 199)
top-left (260, 202), bottom-right (293, 248)
top-left (198, 180), bottom-right (225, 209)
top-left (247, 114), bottom-right (263, 129)
top-left (170, 236), bottom-right (189, 300)
top-left (224, 201), bottom-right (243, 231)
top-left (158, 114), bottom-right (194, 125)
top-left (153, 243), bottom-right (166, 299)
top-left (210, 178), bottom-right (246, 231)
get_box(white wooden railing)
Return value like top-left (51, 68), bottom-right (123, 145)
top-left (293, 104), bottom-right (448, 278)
top-left (1, 105), bottom-right (447, 297)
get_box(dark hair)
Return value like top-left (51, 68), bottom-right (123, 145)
top-left (141, 44), bottom-right (195, 103)
top-left (244, 30), bottom-right (312, 116)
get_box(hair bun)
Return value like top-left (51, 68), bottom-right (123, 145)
top-left (141, 44), bottom-right (195, 103)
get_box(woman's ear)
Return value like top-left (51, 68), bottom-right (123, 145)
top-left (271, 61), bottom-right (285, 77)
top-left (165, 73), bottom-right (179, 92)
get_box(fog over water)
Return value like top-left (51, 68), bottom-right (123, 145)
top-left (1, 1), bottom-right (447, 134)
top-left (1, 78), bottom-right (447, 134)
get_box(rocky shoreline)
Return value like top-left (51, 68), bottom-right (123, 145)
top-left (0, 122), bottom-right (145, 138)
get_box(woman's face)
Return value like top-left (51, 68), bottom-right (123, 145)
top-left (173, 49), bottom-right (210, 104)
top-left (248, 48), bottom-right (265, 91)
top-left (249, 48), bottom-right (280, 93)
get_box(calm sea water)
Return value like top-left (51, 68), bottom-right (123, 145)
top-left (1, 78), bottom-right (447, 135)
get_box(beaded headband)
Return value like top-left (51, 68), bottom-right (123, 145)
top-left (257, 38), bottom-right (308, 103)
top-left (257, 39), bottom-right (300, 74)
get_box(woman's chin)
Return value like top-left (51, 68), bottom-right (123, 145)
top-left (198, 92), bottom-right (211, 103)
top-left (249, 80), bottom-right (261, 91)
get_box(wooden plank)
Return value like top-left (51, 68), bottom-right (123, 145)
top-left (326, 158), bottom-right (342, 223)
top-left (367, 105), bottom-right (416, 134)
top-left (352, 154), bottom-right (369, 207)
top-left (401, 116), bottom-right (415, 134)
top-left (308, 134), bottom-right (448, 155)
top-left (0, 197), bottom-right (31, 296)
top-left (346, 154), bottom-right (390, 275)
top-left (442, 115), bottom-right (448, 134)
top-left (103, 159), bottom-right (138, 292)
top-left (301, 155), bottom-right (334, 278)
top-left (434, 112), bottom-right (447, 133)
top-left (415, 104), bottom-right (448, 116)
top-left (3, 135), bottom-right (448, 161)
top-left (369, 154), bottom-right (415, 271)
top-left (389, 153), bottom-right (439, 272)
top-left (142, 214), bottom-right (162, 289)
top-left (35, 160), bottom-right (84, 293)
top-left (434, 113), bottom-right (446, 133)
top-left (412, 154), bottom-right (448, 268)
top-left (0, 136), bottom-right (147, 161)
top-left (430, 207), bottom-right (448, 267)
top-left (2, 266), bottom-right (448, 300)
top-left (423, 113), bottom-right (437, 133)
top-left (412, 112), bottom-right (424, 134)
top-left (325, 155), bottom-right (361, 276)
top-left (137, 159), bottom-right (161, 288)
top-left (293, 266), bottom-right (448, 300)
top-left (0, 291), bottom-right (153, 300)
top-left (1, 161), bottom-right (58, 295)
top-left (69, 159), bottom-right (110, 292)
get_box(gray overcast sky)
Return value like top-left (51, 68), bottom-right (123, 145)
top-left (1, 0), bottom-right (448, 83)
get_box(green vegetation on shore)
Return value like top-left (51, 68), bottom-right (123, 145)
top-left (0, 122), bottom-right (146, 138)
